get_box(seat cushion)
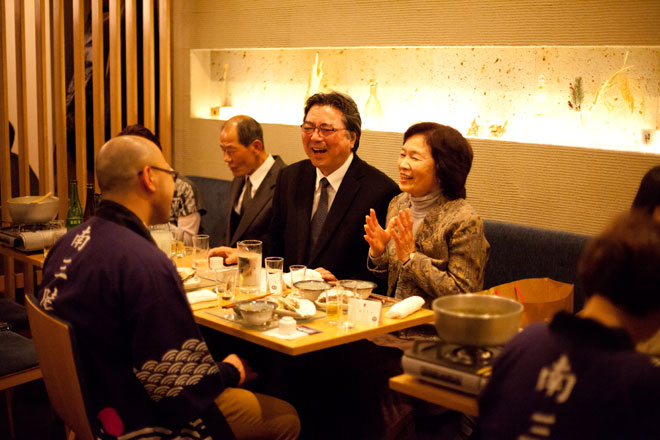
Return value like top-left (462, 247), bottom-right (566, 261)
top-left (0, 298), bottom-right (29, 332)
top-left (0, 331), bottom-right (38, 377)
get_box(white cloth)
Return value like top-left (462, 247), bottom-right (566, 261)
top-left (186, 289), bottom-right (217, 304)
top-left (385, 295), bottom-right (424, 319)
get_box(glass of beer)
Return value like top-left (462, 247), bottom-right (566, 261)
top-left (325, 289), bottom-right (342, 325)
top-left (237, 240), bottom-right (262, 294)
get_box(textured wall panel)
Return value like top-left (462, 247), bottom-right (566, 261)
top-left (172, 0), bottom-right (660, 236)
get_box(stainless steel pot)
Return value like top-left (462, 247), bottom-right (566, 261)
top-left (432, 294), bottom-right (523, 346)
top-left (7, 196), bottom-right (59, 224)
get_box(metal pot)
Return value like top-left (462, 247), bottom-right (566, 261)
top-left (7, 196), bottom-right (59, 224)
top-left (432, 294), bottom-right (523, 346)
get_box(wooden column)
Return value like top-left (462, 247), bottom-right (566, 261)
top-left (142, 0), bottom-right (155, 132)
top-left (158, 0), bottom-right (172, 163)
top-left (14, 0), bottom-right (30, 196)
top-left (91, 0), bottom-right (105, 190)
top-left (34, 0), bottom-right (50, 194)
top-left (109, 0), bottom-right (122, 138)
top-left (72, 0), bottom-right (87, 191)
top-left (52, 0), bottom-right (68, 218)
top-left (125, 0), bottom-right (138, 125)
top-left (0, 0), bottom-right (11, 222)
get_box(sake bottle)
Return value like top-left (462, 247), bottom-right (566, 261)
top-left (83, 184), bottom-right (96, 222)
top-left (65, 180), bottom-right (83, 230)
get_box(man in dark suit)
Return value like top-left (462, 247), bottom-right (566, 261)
top-left (220, 115), bottom-right (286, 250)
top-left (270, 92), bottom-right (398, 283)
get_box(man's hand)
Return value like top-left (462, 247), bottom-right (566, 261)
top-left (208, 247), bottom-right (238, 265)
top-left (222, 354), bottom-right (246, 385)
top-left (315, 267), bottom-right (338, 285)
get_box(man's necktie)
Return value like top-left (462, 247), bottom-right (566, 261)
top-left (309, 177), bottom-right (329, 251)
top-left (240, 177), bottom-right (252, 215)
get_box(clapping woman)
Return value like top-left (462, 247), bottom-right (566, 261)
top-left (365, 122), bottom-right (490, 308)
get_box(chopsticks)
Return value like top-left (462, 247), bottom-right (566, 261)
top-left (222, 293), bottom-right (271, 309)
top-left (368, 293), bottom-right (399, 304)
top-left (31, 192), bottom-right (52, 204)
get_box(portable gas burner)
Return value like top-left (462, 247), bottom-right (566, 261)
top-left (0, 222), bottom-right (49, 252)
top-left (401, 340), bottom-right (501, 395)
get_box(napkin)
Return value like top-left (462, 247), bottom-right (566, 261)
top-left (186, 289), bottom-right (217, 304)
top-left (385, 296), bottom-right (424, 319)
top-left (282, 269), bottom-right (323, 288)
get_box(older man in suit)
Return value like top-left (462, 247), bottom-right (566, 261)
top-left (270, 92), bottom-right (398, 283)
top-left (220, 115), bottom-right (286, 250)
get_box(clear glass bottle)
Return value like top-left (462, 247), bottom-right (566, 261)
top-left (363, 79), bottom-right (383, 130)
top-left (65, 180), bottom-right (83, 230)
top-left (83, 184), bottom-right (95, 222)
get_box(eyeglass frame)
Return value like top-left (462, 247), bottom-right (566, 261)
top-left (138, 165), bottom-right (179, 182)
top-left (300, 123), bottom-right (347, 137)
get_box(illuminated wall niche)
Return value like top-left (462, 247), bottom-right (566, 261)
top-left (190, 46), bottom-right (660, 153)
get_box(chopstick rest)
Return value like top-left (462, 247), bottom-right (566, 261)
top-left (385, 296), bottom-right (424, 319)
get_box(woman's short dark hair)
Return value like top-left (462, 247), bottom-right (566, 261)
top-left (403, 122), bottom-right (473, 200)
top-left (304, 92), bottom-right (361, 152)
top-left (632, 165), bottom-right (660, 215)
top-left (578, 211), bottom-right (660, 317)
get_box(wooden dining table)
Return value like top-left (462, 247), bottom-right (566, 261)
top-left (0, 245), bottom-right (44, 301)
top-left (190, 292), bottom-right (434, 356)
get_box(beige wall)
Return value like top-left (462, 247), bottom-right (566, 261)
top-left (171, 0), bottom-right (660, 236)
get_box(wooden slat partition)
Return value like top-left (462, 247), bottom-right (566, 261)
top-left (109, 0), bottom-right (122, 138)
top-left (34, 0), bottom-right (50, 194)
top-left (52, 0), bottom-right (68, 218)
top-left (142, 0), bottom-right (155, 132)
top-left (125, 0), bottom-right (138, 125)
top-left (91, 0), bottom-right (104, 189)
top-left (0, 0), bottom-right (172, 221)
top-left (14, 0), bottom-right (30, 196)
top-left (72, 0), bottom-right (87, 199)
top-left (158, 0), bottom-right (172, 163)
top-left (0, 0), bottom-right (10, 223)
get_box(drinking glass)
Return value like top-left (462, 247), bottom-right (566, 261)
top-left (325, 289), bottom-right (342, 325)
top-left (337, 280), bottom-right (357, 330)
top-left (265, 256), bottom-right (284, 295)
top-left (289, 265), bottom-right (307, 296)
top-left (150, 224), bottom-right (172, 256)
top-left (215, 267), bottom-right (237, 306)
top-left (41, 220), bottom-right (66, 258)
top-left (171, 228), bottom-right (185, 260)
top-left (237, 240), bottom-right (262, 294)
top-left (192, 234), bottom-right (210, 275)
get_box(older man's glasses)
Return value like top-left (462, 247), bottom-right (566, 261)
top-left (138, 165), bottom-right (179, 182)
top-left (300, 123), bottom-right (346, 137)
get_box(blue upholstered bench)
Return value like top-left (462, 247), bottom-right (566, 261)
top-left (187, 176), bottom-right (232, 248)
top-left (482, 220), bottom-right (592, 311)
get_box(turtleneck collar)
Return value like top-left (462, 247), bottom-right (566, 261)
top-left (409, 190), bottom-right (445, 235)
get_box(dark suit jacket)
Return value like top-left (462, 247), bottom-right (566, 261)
top-left (225, 155), bottom-right (286, 249)
top-left (270, 155), bottom-right (399, 283)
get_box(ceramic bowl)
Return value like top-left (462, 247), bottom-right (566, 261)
top-left (293, 280), bottom-right (332, 301)
top-left (234, 300), bottom-right (278, 326)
